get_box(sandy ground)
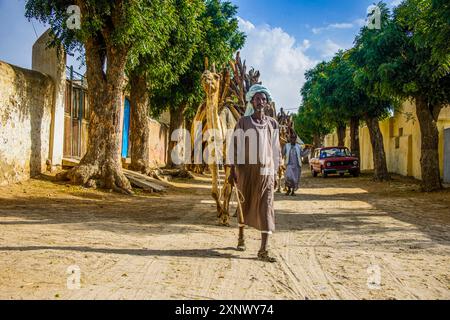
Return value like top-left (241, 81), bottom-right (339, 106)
top-left (0, 168), bottom-right (449, 300)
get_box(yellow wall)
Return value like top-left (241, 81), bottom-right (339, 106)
top-left (324, 101), bottom-right (450, 180)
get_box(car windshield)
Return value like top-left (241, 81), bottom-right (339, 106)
top-left (320, 148), bottom-right (351, 158)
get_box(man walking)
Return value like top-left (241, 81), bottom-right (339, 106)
top-left (228, 84), bottom-right (281, 263)
top-left (283, 133), bottom-right (311, 196)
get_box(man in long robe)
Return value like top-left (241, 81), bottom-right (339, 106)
top-left (283, 133), bottom-right (310, 196)
top-left (227, 85), bottom-right (281, 263)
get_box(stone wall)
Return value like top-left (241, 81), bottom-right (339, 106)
top-left (0, 61), bottom-right (54, 186)
top-left (32, 29), bottom-right (66, 170)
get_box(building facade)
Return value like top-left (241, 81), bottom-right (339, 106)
top-left (324, 101), bottom-right (450, 183)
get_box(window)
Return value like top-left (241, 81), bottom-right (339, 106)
top-left (395, 128), bottom-right (403, 149)
top-left (395, 137), bottom-right (400, 149)
top-left (320, 148), bottom-right (351, 158)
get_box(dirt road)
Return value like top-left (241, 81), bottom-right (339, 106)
top-left (0, 169), bottom-right (449, 300)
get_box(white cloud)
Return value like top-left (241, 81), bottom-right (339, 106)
top-left (329, 23), bottom-right (354, 29)
top-left (238, 17), bottom-right (317, 110)
top-left (312, 22), bottom-right (355, 34)
top-left (391, 0), bottom-right (403, 7)
top-left (312, 27), bottom-right (322, 35)
top-left (318, 39), bottom-right (346, 59)
top-left (354, 18), bottom-right (367, 27)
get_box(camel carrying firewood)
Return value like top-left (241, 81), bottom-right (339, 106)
top-left (191, 53), bottom-right (268, 226)
top-left (195, 63), bottom-right (315, 222)
top-left (193, 52), bottom-right (298, 226)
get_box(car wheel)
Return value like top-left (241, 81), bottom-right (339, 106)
top-left (352, 172), bottom-right (360, 177)
top-left (339, 173), bottom-right (345, 177)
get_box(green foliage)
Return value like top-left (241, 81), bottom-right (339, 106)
top-left (26, 0), bottom-right (245, 122)
top-left (352, 1), bottom-right (450, 109)
top-left (396, 0), bottom-right (450, 78)
top-left (295, 62), bottom-right (334, 143)
top-left (127, 0), bottom-right (205, 96)
top-left (149, 0), bottom-right (246, 119)
top-left (25, 0), bottom-right (169, 59)
top-left (298, 48), bottom-right (392, 143)
top-left (293, 105), bottom-right (332, 145)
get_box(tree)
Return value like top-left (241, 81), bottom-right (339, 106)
top-left (294, 104), bottom-right (332, 147)
top-left (149, 0), bottom-right (246, 168)
top-left (331, 49), bottom-right (392, 181)
top-left (318, 52), bottom-right (357, 150)
top-left (399, 0), bottom-right (450, 78)
top-left (299, 46), bottom-right (393, 181)
top-left (127, 0), bottom-right (204, 174)
top-left (26, 0), bottom-right (175, 193)
top-left (352, 1), bottom-right (450, 190)
top-left (297, 62), bottom-right (334, 148)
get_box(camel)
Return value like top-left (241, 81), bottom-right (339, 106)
top-left (198, 68), bottom-right (234, 226)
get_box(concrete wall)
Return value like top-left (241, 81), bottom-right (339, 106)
top-left (0, 61), bottom-right (54, 186)
top-left (32, 29), bottom-right (66, 170)
top-left (324, 101), bottom-right (450, 180)
top-left (147, 118), bottom-right (168, 168)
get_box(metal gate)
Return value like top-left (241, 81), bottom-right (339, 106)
top-left (63, 67), bottom-right (89, 160)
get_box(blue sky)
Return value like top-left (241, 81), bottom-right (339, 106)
top-left (0, 0), bottom-right (402, 110)
top-left (0, 0), bottom-right (80, 72)
top-left (232, 0), bottom-right (373, 60)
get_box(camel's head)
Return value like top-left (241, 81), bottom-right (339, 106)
top-left (201, 70), bottom-right (221, 95)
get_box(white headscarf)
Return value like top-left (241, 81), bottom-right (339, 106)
top-left (244, 84), bottom-right (272, 116)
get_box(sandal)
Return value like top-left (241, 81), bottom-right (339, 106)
top-left (237, 238), bottom-right (246, 251)
top-left (257, 250), bottom-right (277, 263)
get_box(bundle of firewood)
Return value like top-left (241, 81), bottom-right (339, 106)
top-left (202, 52), bottom-right (263, 118)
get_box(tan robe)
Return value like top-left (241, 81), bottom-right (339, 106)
top-left (231, 116), bottom-right (281, 233)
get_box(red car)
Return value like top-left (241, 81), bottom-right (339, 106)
top-left (310, 147), bottom-right (360, 178)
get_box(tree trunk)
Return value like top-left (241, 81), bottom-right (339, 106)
top-left (129, 73), bottom-right (151, 174)
top-left (365, 116), bottom-right (390, 181)
top-left (415, 96), bottom-right (442, 191)
top-left (65, 37), bottom-right (132, 194)
top-left (350, 116), bottom-right (360, 158)
top-left (337, 124), bottom-right (346, 147)
top-left (313, 133), bottom-right (321, 149)
top-left (167, 105), bottom-right (186, 168)
top-left (184, 117), bottom-right (193, 171)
